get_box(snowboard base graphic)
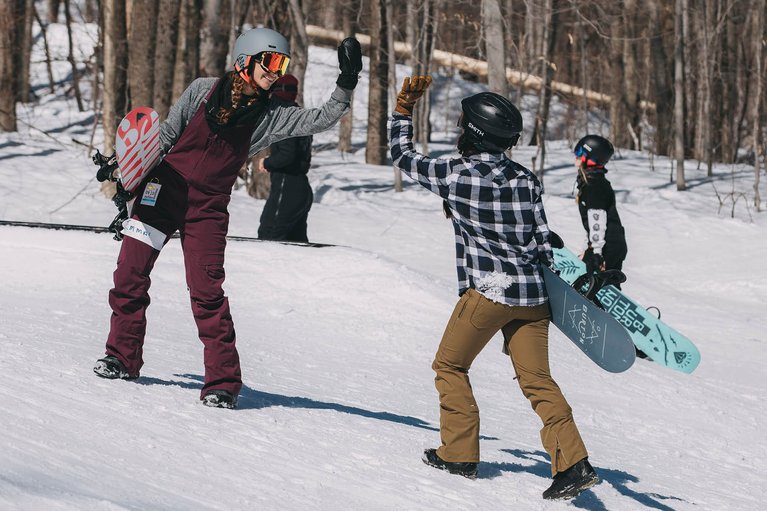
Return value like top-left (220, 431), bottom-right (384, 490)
top-left (552, 247), bottom-right (700, 374)
top-left (115, 107), bottom-right (161, 192)
top-left (543, 265), bottom-right (636, 373)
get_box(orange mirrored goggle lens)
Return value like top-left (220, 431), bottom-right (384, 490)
top-left (259, 52), bottom-right (290, 76)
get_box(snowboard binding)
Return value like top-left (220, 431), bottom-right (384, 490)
top-left (93, 150), bottom-right (134, 241)
top-left (572, 269), bottom-right (626, 302)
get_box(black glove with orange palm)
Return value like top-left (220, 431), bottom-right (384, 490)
top-left (394, 75), bottom-right (432, 116)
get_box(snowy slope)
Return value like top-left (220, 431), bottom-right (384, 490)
top-left (1, 19), bottom-right (767, 511)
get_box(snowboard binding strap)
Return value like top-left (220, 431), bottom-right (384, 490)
top-left (93, 150), bottom-right (133, 241)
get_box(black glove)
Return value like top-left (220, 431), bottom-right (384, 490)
top-left (549, 231), bottom-right (564, 249)
top-left (336, 37), bottom-right (362, 90)
top-left (583, 251), bottom-right (604, 274)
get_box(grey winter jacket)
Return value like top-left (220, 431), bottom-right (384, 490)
top-left (159, 77), bottom-right (352, 159)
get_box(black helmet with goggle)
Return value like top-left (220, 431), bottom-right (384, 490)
top-left (574, 135), bottom-right (614, 167)
top-left (232, 28), bottom-right (291, 87)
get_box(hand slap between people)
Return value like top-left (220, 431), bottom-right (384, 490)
top-left (336, 37), bottom-right (363, 90)
top-left (395, 75), bottom-right (433, 116)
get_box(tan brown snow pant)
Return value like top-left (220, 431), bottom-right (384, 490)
top-left (432, 288), bottom-right (588, 476)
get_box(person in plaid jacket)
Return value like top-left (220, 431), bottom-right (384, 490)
top-left (389, 76), bottom-right (598, 500)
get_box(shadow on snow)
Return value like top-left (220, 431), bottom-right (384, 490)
top-left (137, 373), bottom-right (467, 436)
top-left (482, 448), bottom-right (691, 511)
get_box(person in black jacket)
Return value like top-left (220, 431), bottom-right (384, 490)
top-left (257, 74), bottom-right (314, 242)
top-left (574, 135), bottom-right (627, 279)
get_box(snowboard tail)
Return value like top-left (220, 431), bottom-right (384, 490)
top-left (543, 265), bottom-right (635, 373)
top-left (552, 246), bottom-right (700, 373)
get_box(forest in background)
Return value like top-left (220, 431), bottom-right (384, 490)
top-left (0, 0), bottom-right (765, 200)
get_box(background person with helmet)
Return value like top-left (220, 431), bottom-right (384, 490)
top-left (389, 76), bottom-right (599, 500)
top-left (256, 74), bottom-right (314, 243)
top-left (573, 135), bottom-right (628, 278)
top-left (93, 28), bottom-right (362, 410)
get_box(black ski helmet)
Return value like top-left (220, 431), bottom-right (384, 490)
top-left (574, 134), bottom-right (614, 167)
top-left (458, 92), bottom-right (523, 152)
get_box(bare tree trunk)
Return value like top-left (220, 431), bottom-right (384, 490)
top-left (18, 0), bottom-right (34, 103)
top-left (337, 0), bottom-right (358, 153)
top-left (83, 0), bottom-right (97, 22)
top-left (173, 0), bottom-right (202, 101)
top-left (153, 0), bottom-right (181, 119)
top-left (529, 0), bottom-right (556, 179)
top-left (406, 0), bottom-right (417, 67)
top-left (413, 0), bottom-right (438, 153)
top-left (386, 0), bottom-right (397, 109)
top-left (32, 6), bottom-right (56, 94)
top-left (482, 0), bottom-right (508, 97)
top-left (63, 0), bottom-right (84, 111)
top-left (622, 0), bottom-right (641, 150)
top-left (674, 0), bottom-right (687, 190)
top-left (102, 0), bottom-right (128, 202)
top-left (46, 0), bottom-right (61, 23)
top-left (201, 0), bottom-right (231, 77)
top-left (127, 0), bottom-right (158, 109)
top-left (694, 0), bottom-right (715, 175)
top-left (0, 0), bottom-right (17, 131)
top-left (751, 0), bottom-right (764, 210)
top-left (608, 8), bottom-right (629, 149)
top-left (648, 0), bottom-right (674, 157)
top-left (287, 0), bottom-right (308, 102)
top-left (534, 0), bottom-right (558, 178)
top-left (366, 0), bottom-right (389, 166)
top-left (102, 0), bottom-right (128, 154)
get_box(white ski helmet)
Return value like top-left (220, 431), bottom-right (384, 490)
top-left (232, 28), bottom-right (291, 85)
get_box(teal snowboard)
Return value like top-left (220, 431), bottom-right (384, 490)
top-left (552, 246), bottom-right (701, 374)
top-left (542, 266), bottom-right (635, 373)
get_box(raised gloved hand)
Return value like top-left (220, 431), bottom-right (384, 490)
top-left (394, 75), bottom-right (432, 116)
top-left (583, 251), bottom-right (604, 274)
top-left (336, 37), bottom-right (362, 90)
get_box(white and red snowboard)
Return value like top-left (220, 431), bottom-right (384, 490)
top-left (93, 107), bottom-right (162, 240)
top-left (115, 106), bottom-right (162, 192)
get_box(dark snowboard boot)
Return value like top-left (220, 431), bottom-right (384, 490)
top-left (202, 390), bottom-right (237, 409)
top-left (422, 448), bottom-right (478, 479)
top-left (93, 356), bottom-right (137, 380)
top-left (543, 457), bottom-right (599, 500)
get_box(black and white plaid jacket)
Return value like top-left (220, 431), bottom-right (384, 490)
top-left (390, 113), bottom-right (553, 306)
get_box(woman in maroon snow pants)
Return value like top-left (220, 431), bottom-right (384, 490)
top-left (93, 28), bottom-right (362, 409)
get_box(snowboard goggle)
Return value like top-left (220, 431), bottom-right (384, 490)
top-left (257, 52), bottom-right (290, 77)
top-left (575, 146), bottom-right (602, 167)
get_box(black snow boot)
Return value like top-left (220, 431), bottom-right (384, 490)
top-left (201, 390), bottom-right (238, 409)
top-left (542, 458), bottom-right (599, 500)
top-left (93, 356), bottom-right (137, 380)
top-left (422, 448), bottom-right (478, 479)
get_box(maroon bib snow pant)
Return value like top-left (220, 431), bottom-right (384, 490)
top-left (105, 90), bottom-right (254, 399)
